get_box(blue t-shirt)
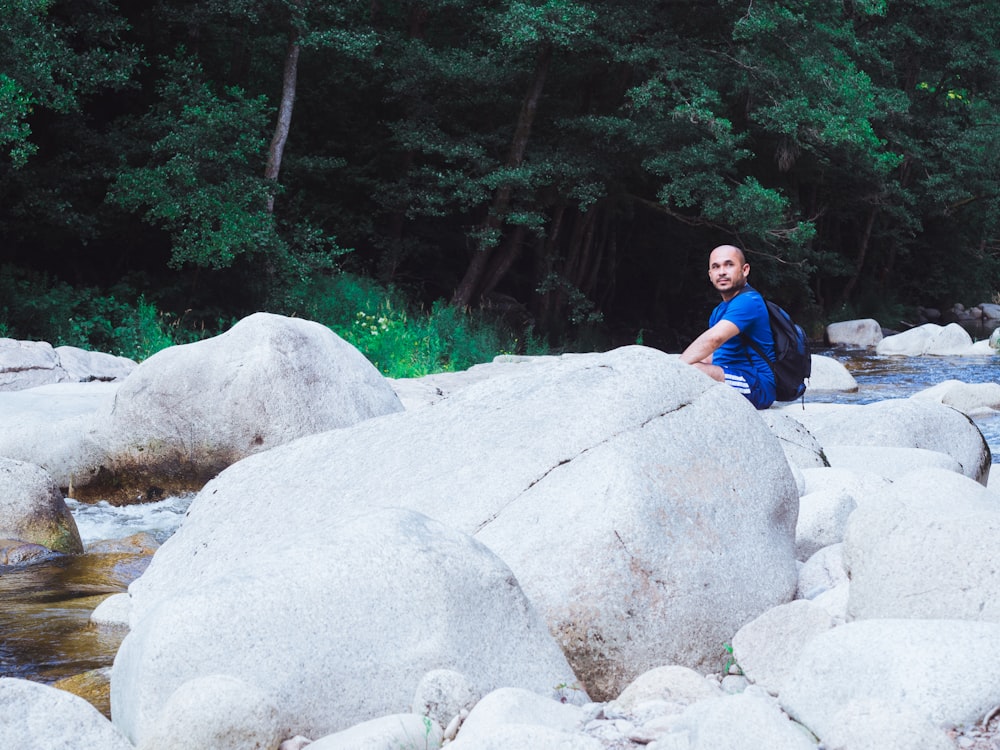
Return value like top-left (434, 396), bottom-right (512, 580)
top-left (709, 285), bottom-right (776, 401)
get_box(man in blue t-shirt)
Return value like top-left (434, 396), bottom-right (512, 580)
top-left (680, 245), bottom-right (776, 409)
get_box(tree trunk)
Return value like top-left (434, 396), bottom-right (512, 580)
top-left (377, 5), bottom-right (426, 281)
top-left (582, 205), bottom-right (612, 297)
top-left (835, 206), bottom-right (877, 308)
top-left (452, 41), bottom-right (553, 308)
top-left (265, 39), bottom-right (300, 214)
top-left (532, 201), bottom-right (567, 332)
top-left (480, 224), bottom-right (526, 300)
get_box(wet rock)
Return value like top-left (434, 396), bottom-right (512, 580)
top-left (53, 667), bottom-right (113, 720)
top-left (0, 457), bottom-right (82, 554)
top-left (0, 538), bottom-right (57, 566)
top-left (91, 592), bottom-right (132, 630)
top-left (86, 530), bottom-right (160, 556)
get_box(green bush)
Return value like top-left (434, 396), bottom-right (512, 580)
top-left (0, 265), bottom-right (546, 374)
top-left (0, 265), bottom-right (214, 361)
top-left (278, 272), bottom-right (544, 377)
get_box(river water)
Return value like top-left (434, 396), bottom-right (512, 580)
top-left (0, 494), bottom-right (193, 684)
top-left (2, 350), bottom-right (999, 695)
top-left (808, 347), bottom-right (1000, 457)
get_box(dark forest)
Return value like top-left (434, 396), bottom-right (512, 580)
top-left (3, 0), bottom-right (999, 366)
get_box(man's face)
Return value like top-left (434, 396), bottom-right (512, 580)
top-left (708, 246), bottom-right (749, 299)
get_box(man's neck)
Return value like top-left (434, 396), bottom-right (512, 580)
top-left (719, 283), bottom-right (748, 302)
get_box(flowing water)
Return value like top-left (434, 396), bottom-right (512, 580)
top-left (2, 351), bottom-right (999, 692)
top-left (0, 495), bottom-right (193, 685)
top-left (809, 348), bottom-right (1000, 460)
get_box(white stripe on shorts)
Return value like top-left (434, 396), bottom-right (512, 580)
top-left (724, 372), bottom-right (752, 394)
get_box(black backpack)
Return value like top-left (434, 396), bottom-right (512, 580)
top-left (742, 299), bottom-right (811, 402)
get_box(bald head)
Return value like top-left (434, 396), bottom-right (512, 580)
top-left (707, 245), bottom-right (749, 300)
top-left (710, 245), bottom-right (746, 266)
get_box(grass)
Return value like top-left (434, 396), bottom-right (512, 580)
top-left (277, 272), bottom-right (545, 378)
top-left (0, 265), bottom-right (546, 378)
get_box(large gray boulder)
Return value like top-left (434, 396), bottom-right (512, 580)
top-left (122, 346), bottom-right (799, 704)
top-left (0, 338), bottom-right (69, 390)
top-left (0, 457), bottom-right (82, 554)
top-left (825, 318), bottom-right (882, 348)
top-left (759, 411), bottom-right (827, 471)
top-left (822, 445), bottom-right (962, 480)
top-left (0, 382), bottom-right (115, 492)
top-left (0, 677), bottom-right (133, 749)
top-left (782, 399), bottom-right (991, 485)
top-left (875, 322), bottom-right (975, 356)
top-left (911, 379), bottom-right (1000, 415)
top-left (54, 345), bottom-right (136, 383)
top-left (843, 468), bottom-right (1000, 622)
top-left (779, 619), bottom-right (1000, 741)
top-left (0, 314), bottom-right (404, 502)
top-left (645, 688), bottom-right (817, 750)
top-left (0, 339), bottom-right (135, 391)
top-left (805, 354), bottom-right (858, 393)
top-left (136, 673), bottom-right (283, 750)
top-left (731, 600), bottom-right (835, 696)
top-left (112, 507), bottom-right (581, 745)
top-left (87, 312), bottom-right (403, 502)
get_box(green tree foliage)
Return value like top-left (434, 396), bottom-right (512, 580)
top-left (108, 52), bottom-right (279, 270)
top-left (2, 0), bottom-right (1000, 355)
top-left (0, 0), bottom-right (137, 167)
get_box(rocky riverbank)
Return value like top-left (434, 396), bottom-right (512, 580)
top-left (1, 315), bottom-right (999, 749)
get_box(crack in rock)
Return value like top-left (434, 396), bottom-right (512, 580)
top-left (472, 402), bottom-right (690, 535)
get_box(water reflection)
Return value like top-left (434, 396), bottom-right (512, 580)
top-left (0, 556), bottom-right (132, 682)
top-left (0, 494), bottom-right (193, 689)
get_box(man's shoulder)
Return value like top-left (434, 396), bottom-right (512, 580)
top-left (732, 286), bottom-right (767, 311)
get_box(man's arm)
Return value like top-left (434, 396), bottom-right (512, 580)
top-left (680, 319), bottom-right (740, 365)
